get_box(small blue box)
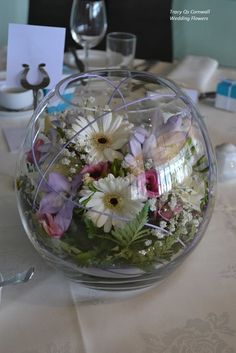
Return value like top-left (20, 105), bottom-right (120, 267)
top-left (43, 89), bottom-right (74, 114)
top-left (215, 80), bottom-right (236, 112)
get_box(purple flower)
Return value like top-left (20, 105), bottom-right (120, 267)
top-left (124, 127), bottom-right (148, 173)
top-left (156, 114), bottom-right (187, 144)
top-left (129, 127), bottom-right (148, 154)
top-left (160, 114), bottom-right (183, 135)
top-left (37, 172), bottom-right (81, 237)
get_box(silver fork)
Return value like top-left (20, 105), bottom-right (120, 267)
top-left (134, 60), bottom-right (157, 72)
top-left (0, 267), bottom-right (35, 287)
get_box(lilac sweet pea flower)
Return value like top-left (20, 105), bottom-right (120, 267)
top-left (156, 114), bottom-right (187, 144)
top-left (38, 127), bottom-right (64, 164)
top-left (27, 128), bottom-right (62, 166)
top-left (124, 127), bottom-right (148, 174)
top-left (142, 114), bottom-right (189, 165)
top-left (159, 114), bottom-right (183, 135)
top-left (37, 172), bottom-right (82, 238)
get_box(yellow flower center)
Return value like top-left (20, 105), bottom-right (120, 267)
top-left (92, 133), bottom-right (111, 151)
top-left (103, 193), bottom-right (123, 211)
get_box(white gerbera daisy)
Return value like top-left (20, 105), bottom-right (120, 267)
top-left (71, 111), bottom-right (133, 163)
top-left (80, 174), bottom-right (144, 232)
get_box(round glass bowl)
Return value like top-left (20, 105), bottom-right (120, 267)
top-left (16, 70), bottom-right (217, 291)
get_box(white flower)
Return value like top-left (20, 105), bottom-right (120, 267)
top-left (178, 176), bottom-right (205, 211)
top-left (151, 228), bottom-right (166, 239)
top-left (61, 157), bottom-right (70, 165)
top-left (71, 111), bottom-right (133, 163)
top-left (62, 149), bottom-right (71, 157)
top-left (145, 239), bottom-right (152, 246)
top-left (69, 167), bottom-right (76, 174)
top-left (80, 174), bottom-right (144, 232)
top-left (160, 220), bottom-right (167, 229)
top-left (169, 194), bottom-right (177, 210)
top-left (148, 198), bottom-right (157, 211)
top-left (144, 158), bottom-right (153, 169)
top-left (88, 96), bottom-right (96, 104)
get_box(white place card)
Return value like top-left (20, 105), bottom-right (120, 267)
top-left (6, 24), bottom-right (66, 89)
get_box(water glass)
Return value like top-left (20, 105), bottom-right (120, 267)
top-left (106, 32), bottom-right (137, 69)
top-left (70, 0), bottom-right (107, 71)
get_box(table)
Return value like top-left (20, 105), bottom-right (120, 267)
top-left (0, 63), bottom-right (236, 353)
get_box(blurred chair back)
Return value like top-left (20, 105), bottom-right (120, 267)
top-left (28, 0), bottom-right (173, 61)
top-left (102, 0), bottom-right (173, 61)
top-left (28, 0), bottom-right (74, 50)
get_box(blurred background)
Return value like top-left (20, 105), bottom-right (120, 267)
top-left (0, 0), bottom-right (235, 67)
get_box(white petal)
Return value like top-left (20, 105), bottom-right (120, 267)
top-left (87, 115), bottom-right (99, 132)
top-left (104, 217), bottom-right (112, 232)
top-left (108, 115), bottom-right (122, 132)
top-left (111, 137), bottom-right (128, 149)
top-left (103, 148), bottom-right (123, 162)
top-left (102, 112), bottom-right (112, 131)
top-left (86, 195), bottom-right (103, 207)
top-left (87, 210), bottom-right (100, 224)
top-left (95, 178), bottom-right (112, 192)
top-left (97, 214), bottom-right (108, 227)
top-left (79, 191), bottom-right (94, 202)
top-left (71, 123), bottom-right (80, 132)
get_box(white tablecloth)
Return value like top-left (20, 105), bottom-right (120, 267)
top-left (0, 64), bottom-right (236, 353)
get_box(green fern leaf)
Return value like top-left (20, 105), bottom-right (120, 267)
top-left (111, 203), bottom-right (150, 247)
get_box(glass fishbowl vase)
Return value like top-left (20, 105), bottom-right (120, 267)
top-left (16, 70), bottom-right (217, 291)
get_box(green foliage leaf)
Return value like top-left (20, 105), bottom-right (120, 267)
top-left (110, 203), bottom-right (150, 247)
top-left (56, 126), bottom-right (66, 138)
top-left (84, 217), bottom-right (100, 239)
top-left (193, 155), bottom-right (209, 173)
top-left (110, 158), bottom-right (126, 177)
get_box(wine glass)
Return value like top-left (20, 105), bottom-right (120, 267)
top-left (70, 0), bottom-right (107, 71)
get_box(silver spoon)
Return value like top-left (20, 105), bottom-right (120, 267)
top-left (0, 266), bottom-right (35, 287)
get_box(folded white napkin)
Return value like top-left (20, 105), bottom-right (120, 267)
top-left (168, 55), bottom-right (218, 92)
top-left (2, 126), bottom-right (26, 152)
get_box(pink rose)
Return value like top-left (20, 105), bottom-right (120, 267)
top-left (144, 170), bottom-right (159, 198)
top-left (81, 162), bottom-right (108, 180)
top-left (37, 213), bottom-right (64, 238)
top-left (27, 139), bottom-right (44, 164)
top-left (136, 169), bottom-right (159, 199)
top-left (157, 202), bottom-right (182, 221)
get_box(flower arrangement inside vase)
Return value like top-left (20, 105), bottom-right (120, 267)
top-left (16, 71), bottom-right (216, 290)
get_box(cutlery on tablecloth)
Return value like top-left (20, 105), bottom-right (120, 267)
top-left (199, 91), bottom-right (216, 100)
top-left (69, 47), bottom-right (85, 73)
top-left (0, 267), bottom-right (34, 287)
top-left (131, 60), bottom-right (158, 91)
top-left (134, 60), bottom-right (157, 72)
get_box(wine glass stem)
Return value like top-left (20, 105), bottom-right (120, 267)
top-left (84, 44), bottom-right (89, 71)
